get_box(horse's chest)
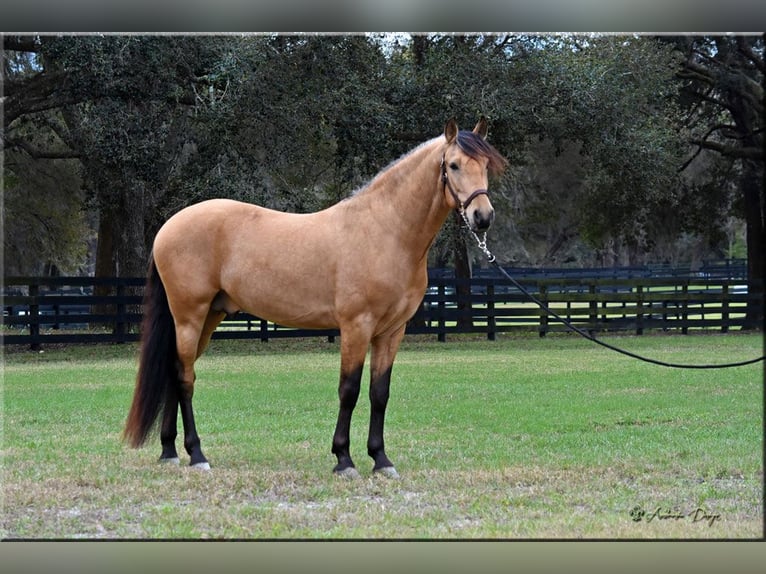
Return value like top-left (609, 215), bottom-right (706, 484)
top-left (371, 277), bottom-right (427, 329)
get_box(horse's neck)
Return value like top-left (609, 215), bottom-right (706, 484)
top-left (353, 139), bottom-right (450, 255)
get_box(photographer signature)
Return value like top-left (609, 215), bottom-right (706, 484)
top-left (630, 505), bottom-right (721, 527)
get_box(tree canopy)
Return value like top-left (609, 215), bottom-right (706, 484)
top-left (3, 34), bottom-right (762, 322)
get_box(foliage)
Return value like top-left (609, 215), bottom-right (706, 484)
top-left (516, 36), bottom-right (687, 261)
top-left (169, 35), bottom-right (395, 216)
top-left (667, 35), bottom-right (764, 326)
top-left (2, 34), bottom-right (758, 282)
top-left (3, 150), bottom-right (90, 275)
top-left (4, 36), bottom-right (228, 276)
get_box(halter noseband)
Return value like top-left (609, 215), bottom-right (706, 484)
top-left (440, 155), bottom-right (490, 214)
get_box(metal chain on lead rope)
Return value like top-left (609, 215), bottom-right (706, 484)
top-left (458, 208), bottom-right (496, 263)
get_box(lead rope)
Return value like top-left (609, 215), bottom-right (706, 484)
top-left (458, 210), bottom-right (764, 369)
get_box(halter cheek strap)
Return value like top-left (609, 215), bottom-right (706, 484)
top-left (440, 156), bottom-right (489, 213)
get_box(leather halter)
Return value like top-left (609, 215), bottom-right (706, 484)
top-left (440, 155), bottom-right (490, 213)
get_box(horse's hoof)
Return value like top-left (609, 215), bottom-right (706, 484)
top-left (191, 461), bottom-right (211, 470)
top-left (374, 466), bottom-right (400, 479)
top-left (159, 457), bottom-right (180, 465)
top-left (334, 467), bottom-right (361, 480)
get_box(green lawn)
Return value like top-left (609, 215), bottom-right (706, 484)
top-left (2, 332), bottom-right (763, 538)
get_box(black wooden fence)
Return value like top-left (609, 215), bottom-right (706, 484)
top-left (3, 264), bottom-right (761, 349)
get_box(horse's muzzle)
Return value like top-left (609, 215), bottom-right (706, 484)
top-left (461, 188), bottom-right (494, 232)
top-left (472, 208), bottom-right (495, 232)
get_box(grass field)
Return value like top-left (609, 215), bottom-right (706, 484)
top-left (2, 332), bottom-right (763, 539)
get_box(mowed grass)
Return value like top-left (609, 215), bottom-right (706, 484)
top-left (2, 333), bottom-right (763, 539)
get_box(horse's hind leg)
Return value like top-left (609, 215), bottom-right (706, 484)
top-left (159, 388), bottom-right (180, 464)
top-left (175, 310), bottom-right (214, 469)
top-left (198, 309), bottom-right (227, 358)
top-left (157, 309), bottom-right (224, 465)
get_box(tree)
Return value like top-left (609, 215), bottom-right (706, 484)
top-left (519, 36), bottom-right (688, 264)
top-left (5, 32), bottom-right (754, 315)
top-left (669, 35), bottom-right (764, 328)
top-left (4, 35), bottom-right (228, 279)
top-left (3, 38), bottom-right (91, 275)
top-left (3, 150), bottom-right (90, 276)
top-left (169, 35), bottom-right (394, 215)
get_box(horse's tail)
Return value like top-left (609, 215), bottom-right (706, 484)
top-left (123, 257), bottom-right (178, 448)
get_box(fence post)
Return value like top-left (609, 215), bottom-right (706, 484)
top-left (260, 319), bottom-right (269, 342)
top-left (636, 285), bottom-right (644, 335)
top-left (437, 283), bottom-right (446, 342)
top-left (115, 281), bottom-right (126, 343)
top-left (721, 282), bottom-right (729, 333)
top-left (29, 282), bottom-right (40, 351)
top-left (681, 282), bottom-right (689, 335)
top-left (585, 283), bottom-right (596, 335)
top-left (538, 283), bottom-right (548, 337)
top-left (487, 282), bottom-right (496, 341)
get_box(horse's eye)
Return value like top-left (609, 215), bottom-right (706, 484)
top-left (449, 163), bottom-right (459, 171)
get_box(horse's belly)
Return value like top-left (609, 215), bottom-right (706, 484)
top-left (226, 277), bottom-right (339, 330)
top-left (257, 302), bottom-right (339, 330)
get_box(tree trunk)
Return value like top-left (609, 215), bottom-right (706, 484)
top-left (93, 181), bottom-right (147, 279)
top-left (728, 78), bottom-right (764, 330)
top-left (412, 35), bottom-right (429, 67)
top-left (93, 181), bottom-right (147, 333)
top-left (741, 158), bottom-right (765, 329)
top-left (92, 204), bottom-right (117, 329)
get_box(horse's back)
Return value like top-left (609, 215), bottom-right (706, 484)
top-left (153, 199), bottom-right (342, 327)
top-left (154, 198), bottom-right (293, 259)
top-left (157, 198), bottom-right (264, 236)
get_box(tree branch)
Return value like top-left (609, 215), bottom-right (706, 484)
top-left (699, 122), bottom-right (743, 141)
top-left (736, 36), bottom-right (765, 74)
top-left (3, 137), bottom-right (81, 159)
top-left (677, 58), bottom-right (715, 86)
top-left (689, 138), bottom-right (764, 161)
top-left (3, 35), bottom-right (40, 52)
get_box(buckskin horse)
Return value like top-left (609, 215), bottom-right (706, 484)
top-left (123, 118), bottom-right (507, 478)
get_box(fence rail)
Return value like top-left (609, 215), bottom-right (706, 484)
top-left (3, 268), bottom-right (761, 348)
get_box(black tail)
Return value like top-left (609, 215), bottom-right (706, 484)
top-left (123, 258), bottom-right (178, 448)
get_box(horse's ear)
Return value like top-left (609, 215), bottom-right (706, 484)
top-left (444, 118), bottom-right (458, 144)
top-left (473, 116), bottom-right (488, 140)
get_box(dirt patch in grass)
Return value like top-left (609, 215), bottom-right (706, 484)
top-left (3, 456), bottom-right (761, 539)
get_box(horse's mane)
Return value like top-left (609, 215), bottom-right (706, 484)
top-left (456, 130), bottom-right (508, 176)
top-left (348, 129), bottom-right (507, 200)
top-left (348, 136), bottom-right (441, 199)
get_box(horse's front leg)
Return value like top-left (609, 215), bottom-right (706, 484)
top-left (331, 322), bottom-right (372, 478)
top-left (367, 325), bottom-right (407, 479)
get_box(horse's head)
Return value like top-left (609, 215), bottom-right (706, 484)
top-left (441, 117), bottom-right (507, 232)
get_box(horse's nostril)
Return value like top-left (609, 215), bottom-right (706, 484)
top-left (473, 210), bottom-right (494, 231)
